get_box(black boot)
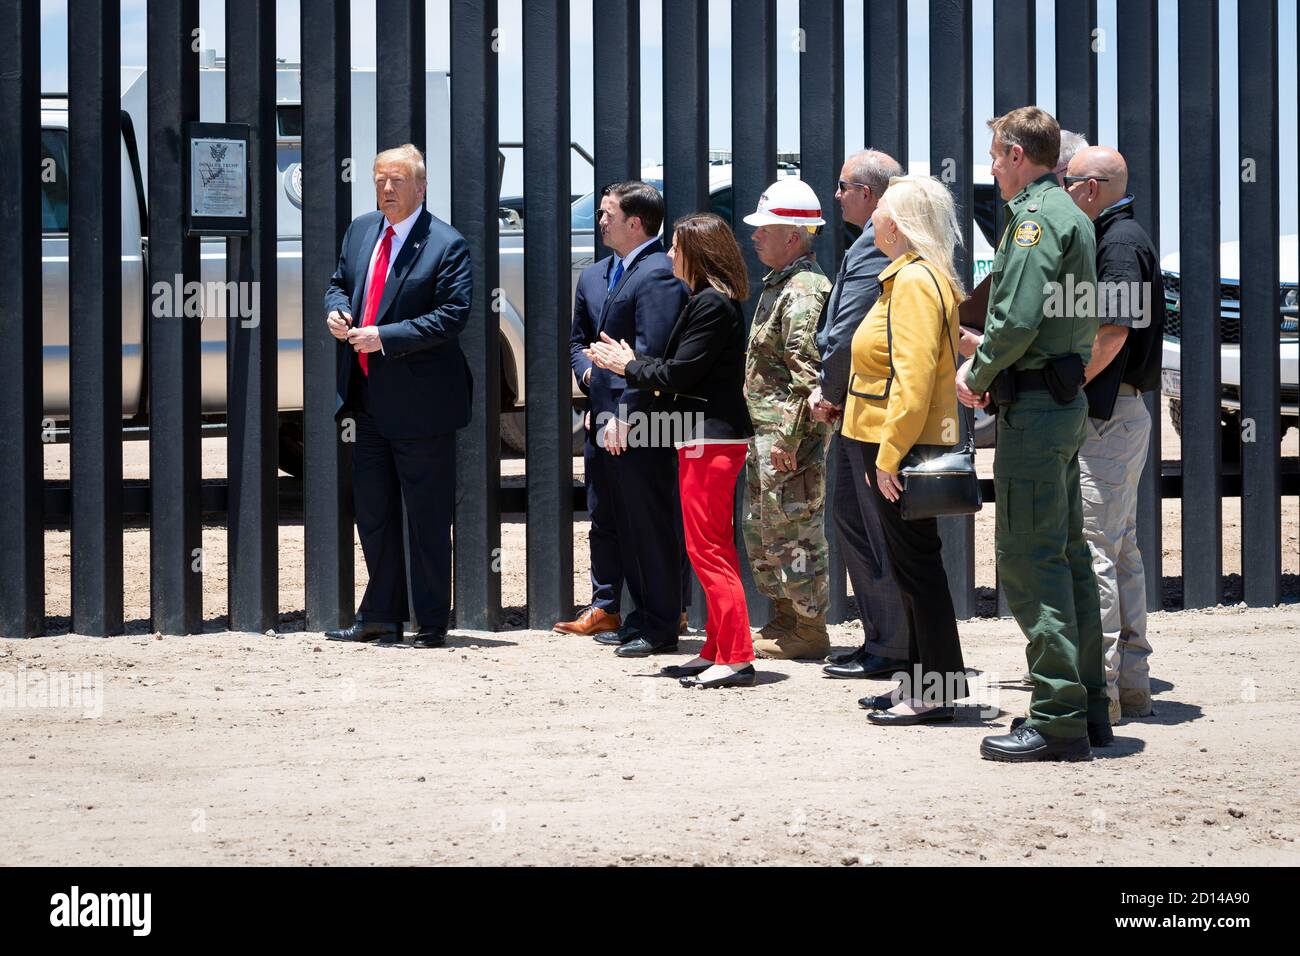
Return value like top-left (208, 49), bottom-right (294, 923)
top-left (980, 725), bottom-right (1092, 762)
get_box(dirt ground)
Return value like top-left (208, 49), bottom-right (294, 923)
top-left (3, 605), bottom-right (1299, 866)
top-left (8, 397), bottom-right (1299, 865)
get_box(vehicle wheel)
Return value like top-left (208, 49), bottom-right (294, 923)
top-left (278, 419), bottom-right (305, 478)
top-left (1170, 400), bottom-right (1243, 462)
top-left (1221, 410), bottom-right (1242, 463)
top-left (973, 405), bottom-right (997, 448)
top-left (500, 407), bottom-right (585, 456)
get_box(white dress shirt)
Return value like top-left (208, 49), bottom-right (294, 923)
top-left (362, 205), bottom-right (423, 353)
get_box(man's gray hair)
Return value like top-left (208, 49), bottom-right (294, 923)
top-left (374, 143), bottom-right (427, 183)
top-left (1056, 130), bottom-right (1089, 174)
top-left (844, 148), bottom-right (904, 198)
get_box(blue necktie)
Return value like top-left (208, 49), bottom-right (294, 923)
top-left (608, 259), bottom-right (624, 292)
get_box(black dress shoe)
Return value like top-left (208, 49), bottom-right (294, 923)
top-left (1010, 715), bottom-right (1113, 748)
top-left (660, 661), bottom-right (711, 678)
top-left (823, 653), bottom-right (910, 680)
top-left (826, 647), bottom-right (863, 666)
top-left (325, 621), bottom-right (402, 643)
top-left (614, 637), bottom-right (678, 658)
top-left (680, 665), bottom-right (756, 689)
top-left (866, 705), bottom-right (956, 726)
top-left (858, 692), bottom-right (898, 710)
top-left (594, 625), bottom-right (639, 646)
top-left (412, 627), bottom-right (447, 648)
top-left (980, 725), bottom-right (1092, 762)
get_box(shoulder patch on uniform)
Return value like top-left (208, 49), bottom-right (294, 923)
top-left (1013, 221), bottom-right (1042, 248)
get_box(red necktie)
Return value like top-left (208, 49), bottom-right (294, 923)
top-left (359, 225), bottom-right (396, 375)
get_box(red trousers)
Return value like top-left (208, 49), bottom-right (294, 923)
top-left (677, 443), bottom-right (753, 664)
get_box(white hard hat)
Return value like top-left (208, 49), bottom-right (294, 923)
top-left (743, 178), bottom-right (826, 228)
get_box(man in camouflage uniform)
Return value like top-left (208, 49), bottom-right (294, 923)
top-left (740, 180), bottom-right (833, 659)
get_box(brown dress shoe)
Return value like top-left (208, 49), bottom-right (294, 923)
top-left (554, 606), bottom-right (621, 636)
top-left (679, 612), bottom-right (689, 635)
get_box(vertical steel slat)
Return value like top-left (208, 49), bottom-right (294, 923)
top-left (929, 0), bottom-right (976, 620)
top-left (1116, 0), bottom-right (1163, 613)
top-left (864, 0), bottom-right (908, 164)
top-left (147, 0), bottom-right (203, 635)
top-left (0, 0), bottom-right (44, 637)
top-left (1177, 5), bottom-right (1222, 608)
top-left (68, 0), bottom-right (124, 636)
top-left (729, 0), bottom-right (777, 627)
top-left (302, 0), bottom-right (355, 632)
top-left (799, 0), bottom-right (847, 623)
top-left (593, 0), bottom-right (640, 261)
top-left (451, 0), bottom-right (502, 629)
top-left (522, 0), bottom-right (574, 628)
top-left (1238, 0), bottom-right (1281, 606)
top-left (225, 0), bottom-right (279, 633)
top-left (1054, 0), bottom-right (1099, 146)
top-left (376, 0), bottom-right (426, 155)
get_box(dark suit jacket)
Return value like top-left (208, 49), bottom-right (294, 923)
top-left (815, 221), bottom-right (889, 406)
top-left (569, 239), bottom-right (688, 423)
top-left (325, 208), bottom-right (473, 439)
top-left (624, 287), bottom-right (754, 442)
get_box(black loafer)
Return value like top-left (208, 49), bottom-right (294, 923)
top-left (858, 692), bottom-right (898, 710)
top-left (412, 627), bottom-right (447, 648)
top-left (866, 705), bottom-right (956, 725)
top-left (660, 661), bottom-right (711, 678)
top-left (980, 725), bottom-right (1092, 762)
top-left (1011, 715), bottom-right (1113, 748)
top-left (823, 654), bottom-right (910, 680)
top-left (594, 625), bottom-right (639, 646)
top-left (680, 665), bottom-right (756, 689)
top-left (615, 637), bottom-right (678, 658)
top-left (325, 621), bottom-right (402, 643)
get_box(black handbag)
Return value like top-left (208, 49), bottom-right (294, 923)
top-left (893, 264), bottom-right (983, 521)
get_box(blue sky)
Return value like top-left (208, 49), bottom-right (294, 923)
top-left (40, 0), bottom-right (1299, 255)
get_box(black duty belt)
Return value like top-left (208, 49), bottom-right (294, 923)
top-left (1012, 368), bottom-right (1051, 392)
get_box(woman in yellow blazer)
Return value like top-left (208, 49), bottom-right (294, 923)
top-left (840, 175), bottom-right (969, 726)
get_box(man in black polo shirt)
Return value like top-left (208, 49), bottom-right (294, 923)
top-left (1064, 145), bottom-right (1164, 725)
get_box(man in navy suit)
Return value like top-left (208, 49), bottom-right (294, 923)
top-left (562, 182), bottom-right (689, 657)
top-left (322, 144), bottom-right (472, 648)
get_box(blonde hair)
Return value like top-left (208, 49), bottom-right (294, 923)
top-left (878, 175), bottom-right (966, 297)
top-left (374, 143), bottom-right (427, 184)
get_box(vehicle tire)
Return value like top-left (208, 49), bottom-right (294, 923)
top-left (1170, 400), bottom-right (1244, 463)
top-left (500, 406), bottom-right (585, 456)
top-left (278, 418), bottom-right (305, 478)
top-left (973, 405), bottom-right (997, 448)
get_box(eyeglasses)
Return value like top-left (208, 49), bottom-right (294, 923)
top-left (1062, 175), bottom-right (1110, 186)
top-left (837, 179), bottom-right (872, 193)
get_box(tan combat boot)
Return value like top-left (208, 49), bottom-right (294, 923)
top-left (1108, 697), bottom-right (1122, 725)
top-left (754, 609), bottom-right (830, 660)
top-left (1120, 687), bottom-right (1153, 718)
top-left (755, 598), bottom-right (797, 643)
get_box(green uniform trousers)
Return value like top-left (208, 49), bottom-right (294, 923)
top-left (994, 391), bottom-right (1107, 738)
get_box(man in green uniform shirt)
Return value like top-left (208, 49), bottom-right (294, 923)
top-left (955, 106), bottom-right (1111, 762)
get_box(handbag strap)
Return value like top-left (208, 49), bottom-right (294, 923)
top-left (884, 259), bottom-right (976, 454)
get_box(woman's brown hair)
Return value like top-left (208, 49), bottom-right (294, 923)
top-left (670, 213), bottom-right (750, 302)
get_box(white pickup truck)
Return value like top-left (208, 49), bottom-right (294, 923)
top-left (1158, 235), bottom-right (1299, 451)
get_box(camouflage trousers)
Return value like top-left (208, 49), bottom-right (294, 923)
top-left (743, 429), bottom-right (829, 618)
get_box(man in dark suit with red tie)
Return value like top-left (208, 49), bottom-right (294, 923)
top-left (557, 181), bottom-right (689, 657)
top-left (322, 144), bottom-right (472, 648)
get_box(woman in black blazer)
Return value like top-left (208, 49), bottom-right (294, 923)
top-left (587, 213), bottom-right (756, 689)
